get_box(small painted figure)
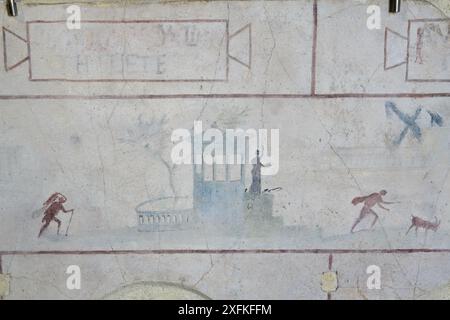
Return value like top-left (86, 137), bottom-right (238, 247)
top-left (249, 150), bottom-right (265, 195)
top-left (350, 190), bottom-right (394, 233)
top-left (415, 27), bottom-right (424, 64)
top-left (406, 216), bottom-right (440, 236)
top-left (38, 193), bottom-right (74, 238)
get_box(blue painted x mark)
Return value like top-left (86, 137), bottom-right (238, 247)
top-left (385, 101), bottom-right (422, 145)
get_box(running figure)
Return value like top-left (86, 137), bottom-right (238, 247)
top-left (38, 193), bottom-right (74, 238)
top-left (350, 190), bottom-right (394, 233)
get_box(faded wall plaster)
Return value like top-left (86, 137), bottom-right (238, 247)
top-left (1, 0), bottom-right (450, 299)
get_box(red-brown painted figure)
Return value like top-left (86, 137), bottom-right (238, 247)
top-left (38, 193), bottom-right (74, 238)
top-left (350, 190), bottom-right (395, 233)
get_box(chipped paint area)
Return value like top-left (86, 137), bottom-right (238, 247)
top-left (0, 274), bottom-right (11, 297)
top-left (321, 272), bottom-right (338, 293)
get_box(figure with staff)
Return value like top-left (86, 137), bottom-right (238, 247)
top-left (36, 192), bottom-right (74, 238)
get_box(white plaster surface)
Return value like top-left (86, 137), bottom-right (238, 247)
top-left (0, 0), bottom-right (450, 299)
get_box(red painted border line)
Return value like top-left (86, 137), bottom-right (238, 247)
top-left (408, 18), bottom-right (449, 23)
top-left (29, 79), bottom-right (228, 83)
top-left (407, 79), bottom-right (450, 83)
top-left (384, 27), bottom-right (387, 71)
top-left (310, 0), bottom-right (318, 95)
top-left (6, 57), bottom-right (29, 72)
top-left (27, 19), bottom-right (229, 83)
top-left (0, 254), bottom-right (2, 300)
top-left (1, 248), bottom-right (450, 255)
top-left (229, 23), bottom-right (250, 40)
top-left (2, 27), bottom-right (28, 43)
top-left (1, 93), bottom-right (450, 100)
top-left (2, 28), bottom-right (7, 73)
top-left (26, 22), bottom-right (32, 81)
top-left (384, 27), bottom-right (407, 71)
top-left (405, 20), bottom-right (411, 81)
top-left (385, 27), bottom-right (408, 41)
top-left (27, 19), bottom-right (229, 24)
top-left (226, 20), bottom-right (230, 80)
